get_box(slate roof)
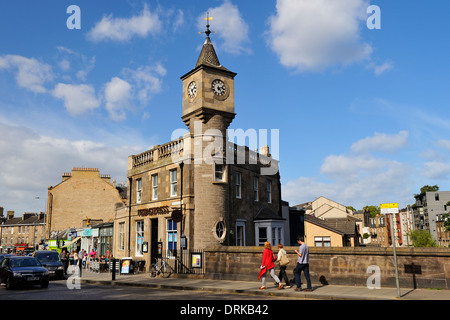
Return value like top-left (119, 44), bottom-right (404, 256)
top-left (305, 214), bottom-right (359, 236)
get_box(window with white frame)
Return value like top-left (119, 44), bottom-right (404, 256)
top-left (136, 221), bottom-right (144, 256)
top-left (235, 172), bottom-right (242, 199)
top-left (235, 219), bottom-right (246, 246)
top-left (170, 169), bottom-right (177, 197)
top-left (214, 163), bottom-right (225, 182)
top-left (314, 236), bottom-right (331, 247)
top-left (258, 227), bottom-right (267, 246)
top-left (136, 178), bottom-right (142, 203)
top-left (152, 174), bottom-right (158, 200)
top-left (255, 221), bottom-right (285, 247)
top-left (271, 226), bottom-right (282, 246)
top-left (267, 180), bottom-right (272, 204)
top-left (253, 177), bottom-right (259, 201)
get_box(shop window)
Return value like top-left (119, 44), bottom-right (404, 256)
top-left (136, 221), bottom-right (144, 256)
top-left (167, 219), bottom-right (177, 257)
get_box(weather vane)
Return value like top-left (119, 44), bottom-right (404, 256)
top-left (199, 12), bottom-right (217, 38)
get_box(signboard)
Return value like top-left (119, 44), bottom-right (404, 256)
top-left (121, 258), bottom-right (132, 274)
top-left (380, 203), bottom-right (399, 214)
top-left (191, 253), bottom-right (202, 268)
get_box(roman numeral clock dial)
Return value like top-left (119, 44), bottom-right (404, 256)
top-left (212, 79), bottom-right (226, 96)
top-left (188, 81), bottom-right (197, 98)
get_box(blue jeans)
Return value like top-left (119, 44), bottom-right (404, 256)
top-left (295, 263), bottom-right (312, 289)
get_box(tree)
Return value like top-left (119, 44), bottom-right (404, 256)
top-left (420, 185), bottom-right (439, 194)
top-left (443, 213), bottom-right (450, 233)
top-left (346, 206), bottom-right (356, 212)
top-left (407, 230), bottom-right (437, 247)
top-left (363, 205), bottom-right (380, 218)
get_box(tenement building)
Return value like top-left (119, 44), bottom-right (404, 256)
top-left (46, 167), bottom-right (127, 239)
top-left (114, 23), bottom-right (282, 267)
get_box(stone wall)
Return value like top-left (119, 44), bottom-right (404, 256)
top-left (204, 246), bottom-right (450, 290)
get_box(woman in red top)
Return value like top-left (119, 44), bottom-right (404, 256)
top-left (258, 241), bottom-right (283, 290)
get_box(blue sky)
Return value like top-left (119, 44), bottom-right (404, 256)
top-left (1, 0), bottom-right (450, 215)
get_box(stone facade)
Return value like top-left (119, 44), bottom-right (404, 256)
top-left (114, 27), bottom-right (282, 268)
top-left (0, 211), bottom-right (46, 253)
top-left (204, 246), bottom-right (450, 290)
top-left (46, 168), bottom-right (126, 238)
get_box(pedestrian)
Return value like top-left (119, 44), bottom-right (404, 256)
top-left (73, 250), bottom-right (78, 266)
top-left (276, 243), bottom-right (291, 288)
top-left (294, 236), bottom-right (312, 291)
top-left (258, 241), bottom-right (283, 290)
top-left (60, 249), bottom-right (69, 276)
top-left (78, 249), bottom-right (84, 276)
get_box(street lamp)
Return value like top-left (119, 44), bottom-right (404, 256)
top-left (35, 196), bottom-right (47, 247)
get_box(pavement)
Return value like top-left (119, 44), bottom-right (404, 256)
top-left (75, 269), bottom-right (450, 300)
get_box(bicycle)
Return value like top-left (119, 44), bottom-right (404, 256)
top-left (149, 258), bottom-right (173, 278)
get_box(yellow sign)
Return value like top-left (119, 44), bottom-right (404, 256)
top-left (380, 203), bottom-right (399, 214)
top-left (380, 203), bottom-right (398, 209)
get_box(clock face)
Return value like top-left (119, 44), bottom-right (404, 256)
top-left (211, 79), bottom-right (226, 96)
top-left (188, 81), bottom-right (197, 98)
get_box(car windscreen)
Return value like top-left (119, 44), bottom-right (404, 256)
top-left (10, 258), bottom-right (41, 268)
top-left (36, 252), bottom-right (61, 263)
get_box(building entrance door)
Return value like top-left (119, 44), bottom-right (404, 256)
top-left (150, 218), bottom-right (158, 264)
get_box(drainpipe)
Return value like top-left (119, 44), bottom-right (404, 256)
top-left (128, 177), bottom-right (132, 257)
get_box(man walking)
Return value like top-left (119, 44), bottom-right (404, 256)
top-left (294, 236), bottom-right (312, 291)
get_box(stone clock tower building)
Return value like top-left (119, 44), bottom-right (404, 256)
top-left (180, 24), bottom-right (238, 249)
top-left (116, 21), bottom-right (283, 268)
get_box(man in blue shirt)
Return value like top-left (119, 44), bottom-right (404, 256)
top-left (294, 236), bottom-right (312, 291)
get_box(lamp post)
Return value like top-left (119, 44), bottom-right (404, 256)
top-left (35, 196), bottom-right (47, 248)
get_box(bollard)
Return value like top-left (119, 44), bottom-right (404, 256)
top-left (112, 258), bottom-right (116, 281)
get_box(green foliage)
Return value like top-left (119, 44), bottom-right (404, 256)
top-left (443, 214), bottom-right (450, 232)
top-left (420, 185), bottom-right (439, 194)
top-left (363, 205), bottom-right (380, 218)
top-left (346, 206), bottom-right (356, 212)
top-left (407, 230), bottom-right (437, 247)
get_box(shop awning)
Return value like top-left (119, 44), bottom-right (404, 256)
top-left (62, 237), bottom-right (81, 247)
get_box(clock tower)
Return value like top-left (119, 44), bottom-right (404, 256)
top-left (180, 18), bottom-right (237, 249)
top-left (180, 22), bottom-right (237, 134)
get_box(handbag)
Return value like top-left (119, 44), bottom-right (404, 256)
top-left (279, 253), bottom-right (289, 266)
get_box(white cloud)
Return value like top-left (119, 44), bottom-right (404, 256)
top-left (123, 64), bottom-right (166, 104)
top-left (0, 54), bottom-right (53, 93)
top-left (422, 161), bottom-right (450, 180)
top-left (351, 131), bottom-right (409, 154)
top-left (437, 139), bottom-right (450, 152)
top-left (52, 83), bottom-right (101, 116)
top-left (87, 5), bottom-right (162, 42)
top-left (369, 61), bottom-right (394, 76)
top-left (0, 121), bottom-right (140, 214)
top-left (200, 0), bottom-right (251, 55)
top-left (104, 77), bottom-right (132, 121)
top-left (267, 0), bottom-right (373, 72)
top-left (282, 131), bottom-right (414, 209)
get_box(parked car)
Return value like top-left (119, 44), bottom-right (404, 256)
top-left (32, 250), bottom-right (64, 279)
top-left (0, 256), bottom-right (49, 289)
top-left (0, 254), bottom-right (15, 264)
